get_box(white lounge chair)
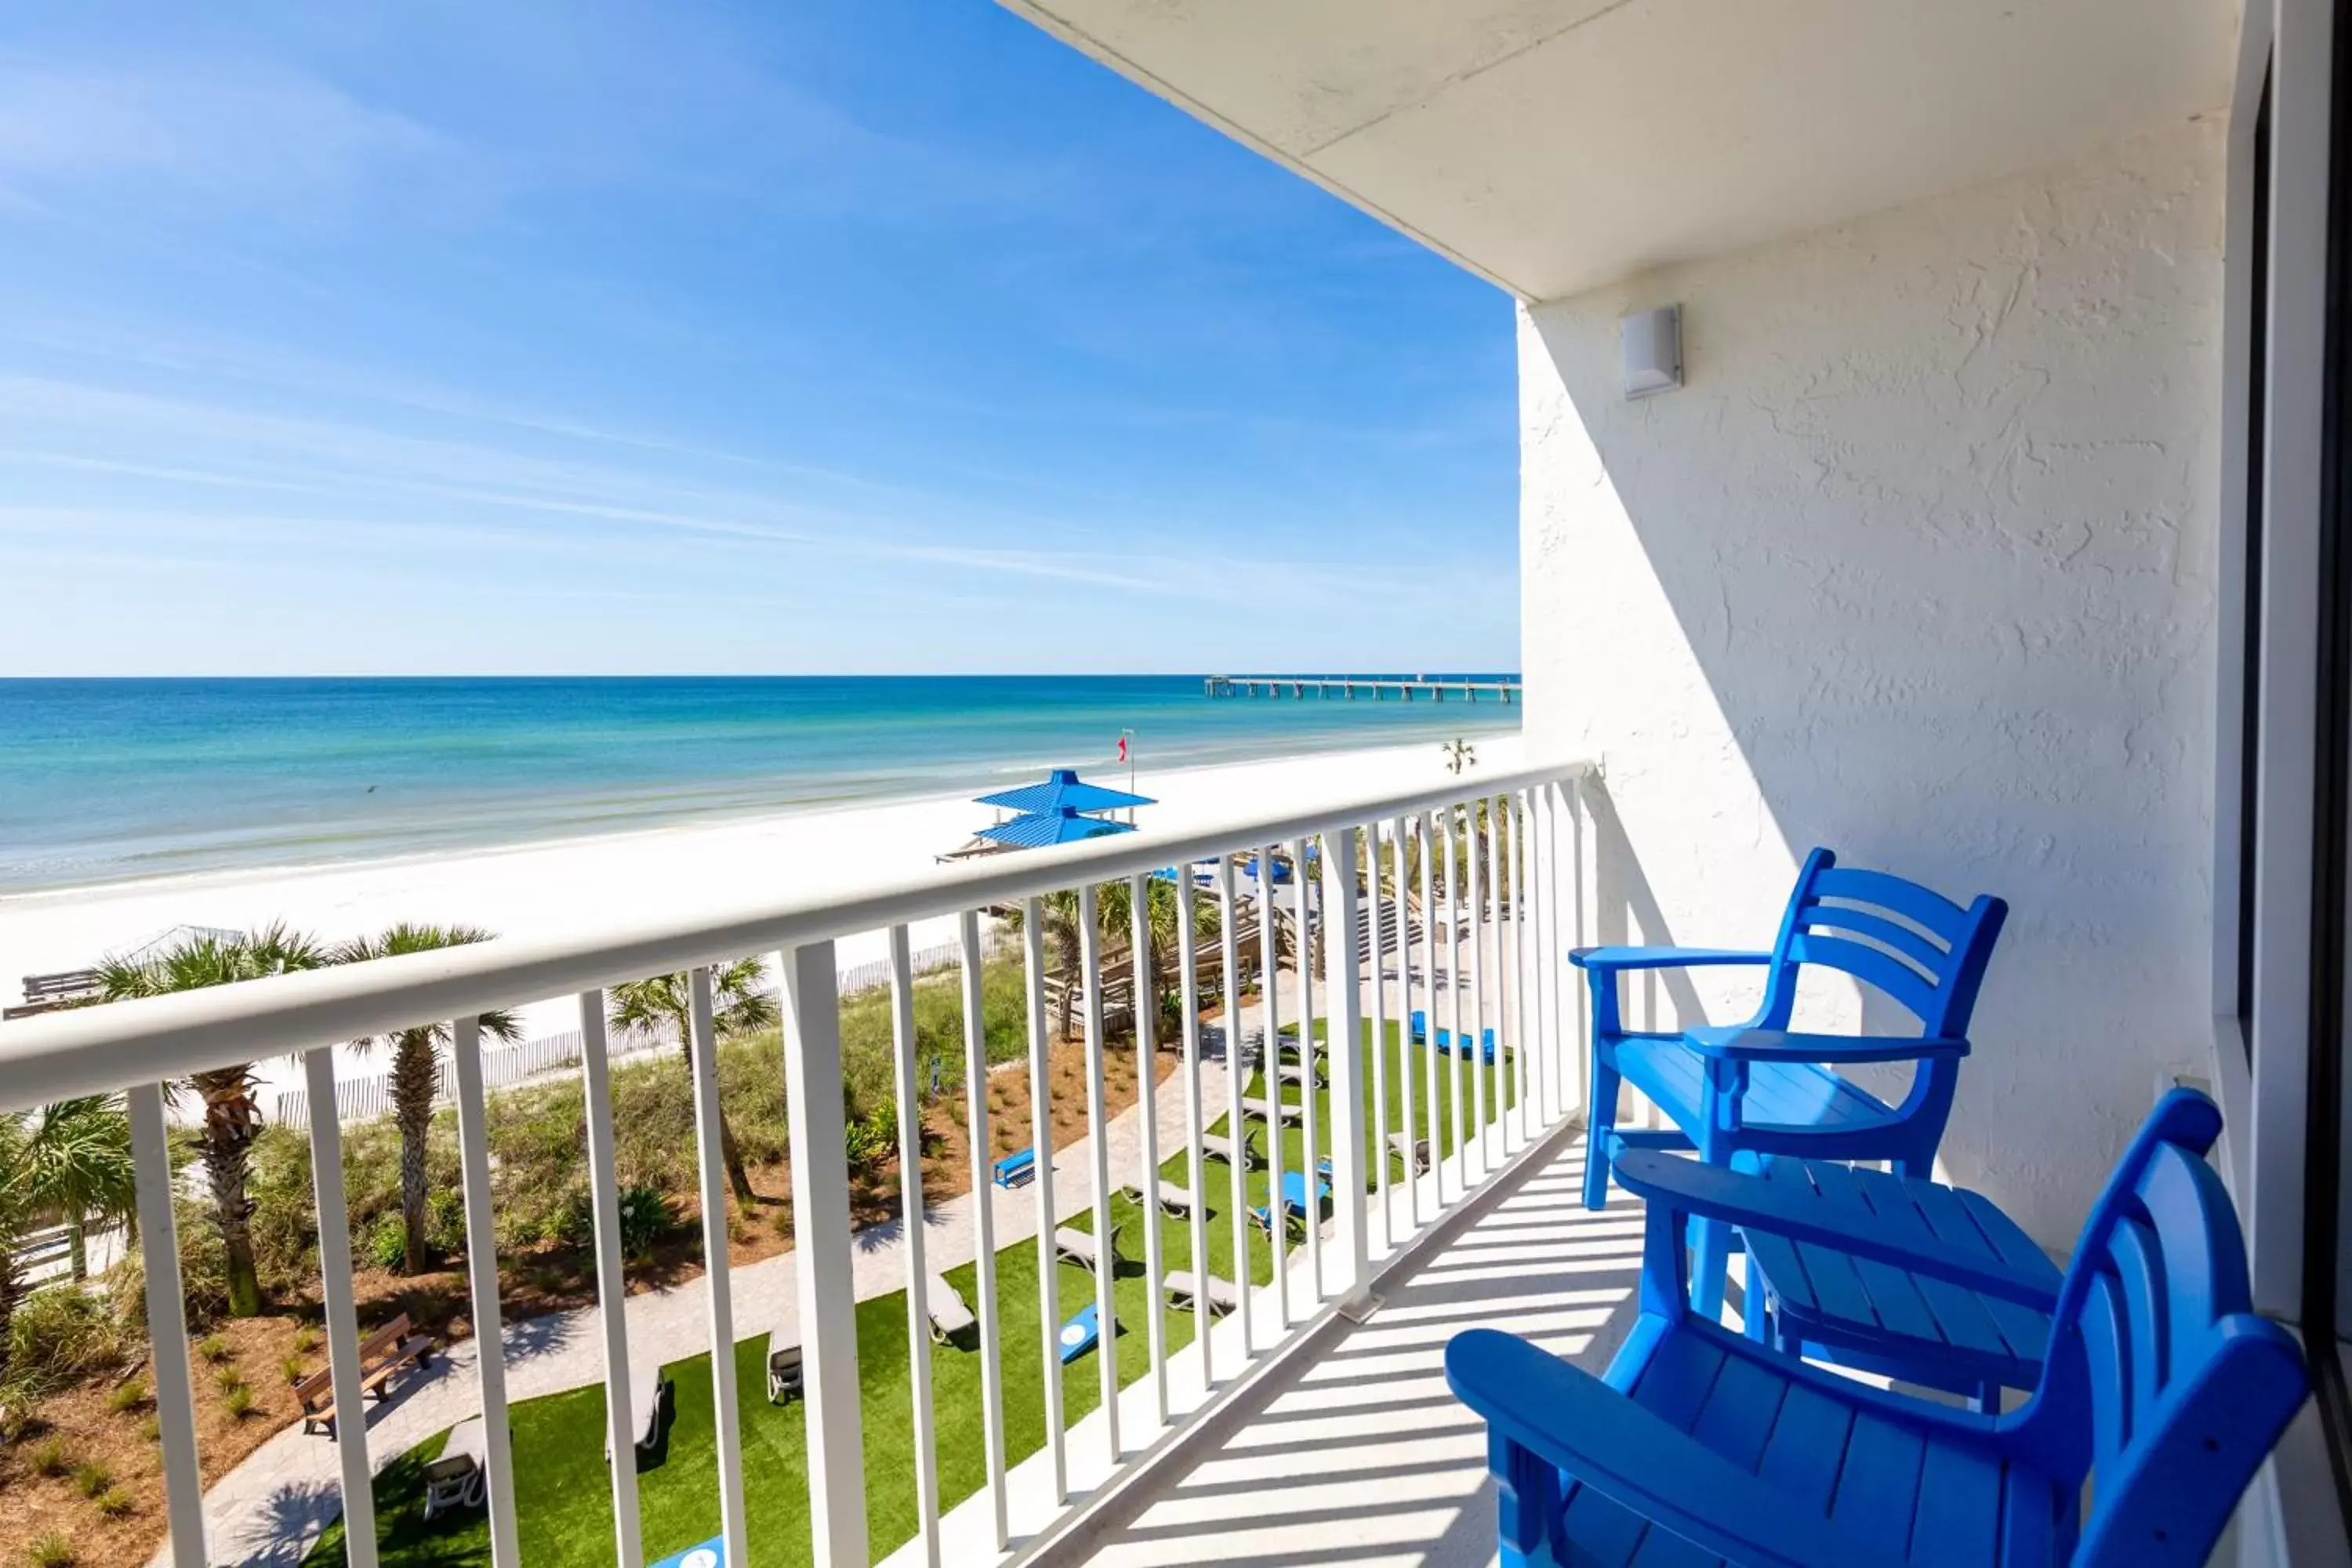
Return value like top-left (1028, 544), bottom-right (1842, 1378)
top-left (1388, 1131), bottom-right (1432, 1175)
top-left (1054, 1224), bottom-right (1119, 1275)
top-left (760, 1307), bottom-right (804, 1403)
top-left (927, 1273), bottom-right (976, 1345)
top-left (1201, 1132), bottom-right (1258, 1169)
top-left (1163, 1270), bottom-right (1242, 1317)
top-left (423, 1417), bottom-right (487, 1522)
top-left (605, 1355), bottom-right (670, 1457)
top-left (1123, 1179), bottom-right (1198, 1218)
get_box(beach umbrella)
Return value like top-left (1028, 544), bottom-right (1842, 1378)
top-left (975, 806), bottom-right (1141, 849)
top-left (975, 767), bottom-right (1155, 816)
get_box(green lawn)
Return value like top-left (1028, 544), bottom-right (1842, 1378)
top-left (307, 1022), bottom-right (1516, 1568)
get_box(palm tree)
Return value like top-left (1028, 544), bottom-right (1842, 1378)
top-left (1442, 737), bottom-right (1478, 775)
top-left (607, 957), bottom-right (776, 1205)
top-left (1006, 891), bottom-right (1087, 1041)
top-left (336, 924), bottom-right (521, 1275)
top-left (95, 924), bottom-right (326, 1317)
top-left (0, 1096), bottom-right (138, 1382)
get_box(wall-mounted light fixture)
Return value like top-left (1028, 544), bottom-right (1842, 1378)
top-left (1621, 304), bottom-right (1682, 399)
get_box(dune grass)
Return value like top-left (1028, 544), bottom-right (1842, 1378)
top-left (307, 1020), bottom-right (1517, 1568)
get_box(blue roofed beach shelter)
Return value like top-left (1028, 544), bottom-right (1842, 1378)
top-left (975, 768), bottom-right (1155, 815)
top-left (975, 806), bottom-right (1139, 849)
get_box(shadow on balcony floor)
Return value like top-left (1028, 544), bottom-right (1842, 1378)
top-left (1077, 1136), bottom-right (1649, 1567)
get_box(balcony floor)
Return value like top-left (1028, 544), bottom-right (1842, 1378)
top-left (1070, 1133), bottom-right (1651, 1567)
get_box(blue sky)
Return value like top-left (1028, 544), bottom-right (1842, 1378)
top-left (0, 2), bottom-right (1517, 676)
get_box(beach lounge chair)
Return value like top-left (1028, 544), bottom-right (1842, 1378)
top-left (1261, 1099), bottom-right (1304, 1127)
top-left (1446, 1090), bottom-right (2309, 1568)
top-left (766, 1327), bottom-right (804, 1404)
top-left (604, 1353), bottom-right (671, 1459)
top-left (1273, 1060), bottom-right (1323, 1089)
top-left (1201, 1131), bottom-right (1258, 1169)
top-left (422, 1417), bottom-right (488, 1523)
top-left (1123, 1179), bottom-right (1197, 1218)
top-left (1387, 1131), bottom-right (1432, 1175)
top-left (926, 1273), bottom-right (976, 1345)
top-left (1251, 1171), bottom-right (1330, 1239)
top-left (991, 1146), bottom-right (1036, 1188)
top-left (1163, 1269), bottom-right (1242, 1317)
top-left (1054, 1223), bottom-right (1119, 1275)
top-left (1573, 847), bottom-right (2008, 1317)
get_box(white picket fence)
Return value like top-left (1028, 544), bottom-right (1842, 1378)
top-left (270, 931), bottom-right (1020, 1131)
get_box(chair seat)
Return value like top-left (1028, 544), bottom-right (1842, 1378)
top-left (1613, 1033), bottom-right (1900, 1142)
top-left (1558, 1321), bottom-right (2065, 1567)
top-left (1741, 1156), bottom-right (2058, 1395)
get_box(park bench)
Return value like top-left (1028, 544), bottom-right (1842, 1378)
top-left (990, 1146), bottom-right (1036, 1188)
top-left (298, 1312), bottom-right (434, 1437)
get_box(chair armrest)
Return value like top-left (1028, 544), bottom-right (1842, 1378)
top-left (1612, 1151), bottom-right (2057, 1308)
top-left (1570, 946), bottom-right (1773, 972)
top-left (1683, 1025), bottom-right (1971, 1065)
top-left (1446, 1330), bottom-right (1887, 1568)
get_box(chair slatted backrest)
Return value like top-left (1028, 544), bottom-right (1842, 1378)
top-left (1762, 848), bottom-right (2009, 1039)
top-left (2019, 1127), bottom-right (2307, 1566)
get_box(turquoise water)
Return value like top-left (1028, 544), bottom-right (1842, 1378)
top-left (0, 677), bottom-right (1519, 893)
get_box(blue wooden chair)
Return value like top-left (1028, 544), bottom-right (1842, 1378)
top-left (1447, 1091), bottom-right (2308, 1568)
top-left (1571, 848), bottom-right (2006, 1315)
top-left (1740, 1089), bottom-right (2220, 1406)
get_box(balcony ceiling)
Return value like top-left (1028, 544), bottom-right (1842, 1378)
top-left (1001, 0), bottom-right (2238, 299)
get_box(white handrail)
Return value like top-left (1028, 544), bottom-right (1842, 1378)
top-left (0, 760), bottom-right (1595, 1112)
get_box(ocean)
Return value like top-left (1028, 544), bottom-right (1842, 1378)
top-left (0, 676), bottom-right (1519, 894)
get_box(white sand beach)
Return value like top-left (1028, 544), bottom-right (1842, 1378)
top-left (0, 735), bottom-right (1521, 1102)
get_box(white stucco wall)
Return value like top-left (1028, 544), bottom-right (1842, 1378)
top-left (1523, 115), bottom-right (2226, 1245)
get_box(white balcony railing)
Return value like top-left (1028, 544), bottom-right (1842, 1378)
top-left (0, 758), bottom-right (1595, 1568)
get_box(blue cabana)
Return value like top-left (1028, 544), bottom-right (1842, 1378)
top-left (975, 768), bottom-right (1155, 816)
top-left (975, 806), bottom-right (1139, 849)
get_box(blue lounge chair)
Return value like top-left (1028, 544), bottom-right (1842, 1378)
top-left (1409, 1009), bottom-right (1428, 1045)
top-left (1571, 848), bottom-right (2006, 1316)
top-left (1250, 1170), bottom-right (1331, 1239)
top-left (1447, 1089), bottom-right (2307, 1568)
top-left (1740, 1089), bottom-right (2220, 1405)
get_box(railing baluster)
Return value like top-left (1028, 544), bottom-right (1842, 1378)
top-left (1392, 815), bottom-right (1421, 1232)
top-left (1255, 848), bottom-right (1290, 1328)
top-left (887, 928), bottom-right (942, 1566)
top-left (579, 991), bottom-right (644, 1568)
top-left (128, 1082), bottom-right (206, 1568)
top-left (1217, 858), bottom-right (1254, 1357)
top-left (1364, 826), bottom-right (1389, 1252)
top-left (1320, 828), bottom-right (1368, 1302)
top-left (1020, 902), bottom-right (1065, 1500)
top-left (1287, 836), bottom-right (1322, 1299)
top-left (1548, 780), bottom-right (1573, 1124)
top-left (1530, 786), bottom-right (1555, 1128)
top-left (960, 911), bottom-right (1009, 1548)
top-left (1418, 811), bottom-right (1441, 1210)
top-left (1466, 802), bottom-right (1488, 1181)
top-left (303, 1046), bottom-right (376, 1568)
top-left (1127, 873), bottom-right (1168, 1427)
top-left (1443, 812), bottom-right (1466, 1202)
top-left (1570, 779), bottom-right (1595, 1120)
top-left (1488, 794), bottom-right (1508, 1155)
top-left (782, 942), bottom-right (869, 1568)
top-left (686, 970), bottom-right (749, 1568)
top-left (1176, 868), bottom-right (1211, 1383)
top-left (1508, 793), bottom-right (1535, 1145)
top-left (1077, 883), bottom-right (1120, 1461)
top-left (450, 1015), bottom-right (521, 1568)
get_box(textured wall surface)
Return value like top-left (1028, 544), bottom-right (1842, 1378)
top-left (1522, 116), bottom-right (2225, 1244)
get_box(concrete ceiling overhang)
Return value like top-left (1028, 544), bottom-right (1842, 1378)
top-left (1000, 0), bottom-right (2238, 300)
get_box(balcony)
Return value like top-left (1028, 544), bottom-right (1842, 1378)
top-left (0, 760), bottom-right (1604, 1568)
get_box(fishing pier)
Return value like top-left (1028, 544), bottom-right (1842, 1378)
top-left (1203, 673), bottom-right (1519, 703)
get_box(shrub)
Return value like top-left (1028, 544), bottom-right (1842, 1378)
top-left (281, 1354), bottom-right (306, 1385)
top-left (196, 1335), bottom-right (230, 1365)
top-left (92, 1487), bottom-right (134, 1519)
top-left (212, 1364), bottom-right (244, 1395)
top-left (26, 1534), bottom-right (72, 1568)
top-left (31, 1436), bottom-right (71, 1476)
top-left (8, 1287), bottom-right (128, 1390)
top-left (105, 1381), bottom-right (146, 1414)
top-left (554, 1184), bottom-right (677, 1260)
top-left (290, 1325), bottom-right (319, 1353)
top-left (243, 1125), bottom-right (318, 1293)
top-left (223, 1384), bottom-right (256, 1421)
top-left (843, 1102), bottom-right (898, 1170)
top-left (367, 1213), bottom-right (408, 1273)
top-left (72, 1461), bottom-right (113, 1499)
top-left (139, 1416), bottom-right (158, 1443)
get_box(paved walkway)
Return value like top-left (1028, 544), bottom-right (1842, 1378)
top-left (167, 1045), bottom-right (1240, 1568)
